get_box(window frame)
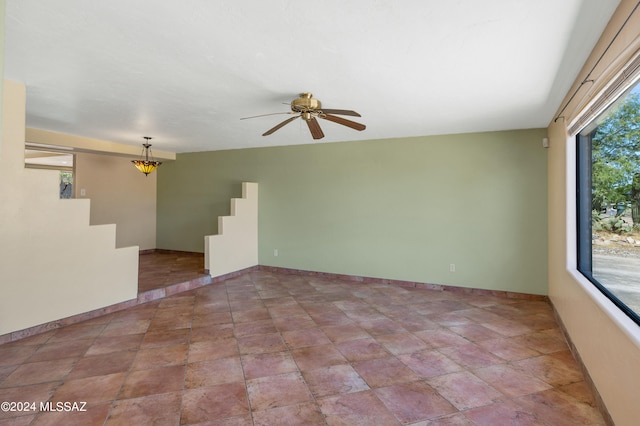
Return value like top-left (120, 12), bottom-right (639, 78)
top-left (576, 116), bottom-right (640, 327)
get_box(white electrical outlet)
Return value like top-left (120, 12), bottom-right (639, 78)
top-left (449, 263), bottom-right (455, 272)
top-left (274, 249), bottom-right (278, 257)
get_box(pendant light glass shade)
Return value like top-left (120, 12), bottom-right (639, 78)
top-left (132, 137), bottom-right (161, 176)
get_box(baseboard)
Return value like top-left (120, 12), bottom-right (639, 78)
top-left (551, 302), bottom-right (614, 426)
top-left (1, 263), bottom-right (546, 345)
top-left (140, 248), bottom-right (205, 255)
top-left (0, 265), bottom-right (255, 345)
top-left (258, 265), bottom-right (548, 301)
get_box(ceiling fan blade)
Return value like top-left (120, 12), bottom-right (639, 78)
top-left (319, 109), bottom-right (361, 117)
top-left (320, 114), bottom-right (366, 131)
top-left (241, 111), bottom-right (295, 120)
top-left (262, 116), bottom-right (300, 136)
top-left (306, 117), bottom-right (325, 140)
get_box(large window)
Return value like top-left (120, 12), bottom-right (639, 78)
top-left (577, 80), bottom-right (640, 326)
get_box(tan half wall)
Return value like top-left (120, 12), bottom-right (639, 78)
top-left (0, 80), bottom-right (139, 335)
top-left (205, 182), bottom-right (258, 278)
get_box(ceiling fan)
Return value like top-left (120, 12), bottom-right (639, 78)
top-left (241, 93), bottom-right (366, 140)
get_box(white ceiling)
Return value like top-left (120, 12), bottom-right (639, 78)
top-left (4, 0), bottom-right (621, 153)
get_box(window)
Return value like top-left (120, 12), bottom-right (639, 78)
top-left (577, 80), bottom-right (640, 326)
top-left (24, 148), bottom-right (75, 199)
top-left (59, 171), bottom-right (73, 199)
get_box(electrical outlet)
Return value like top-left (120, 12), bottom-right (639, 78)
top-left (274, 249), bottom-right (278, 257)
top-left (449, 263), bottom-right (455, 272)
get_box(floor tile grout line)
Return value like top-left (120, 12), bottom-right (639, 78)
top-left (0, 270), bottom-right (605, 425)
top-left (422, 319), bottom-right (582, 424)
top-left (101, 301), bottom-right (161, 424)
top-left (274, 275), bottom-right (585, 422)
top-left (21, 320), bottom-right (112, 423)
top-left (341, 282), bottom-right (462, 423)
top-left (244, 275), bottom-right (313, 424)
top-left (175, 288), bottom-right (197, 426)
top-left (227, 278), bottom-right (258, 426)
top-left (339, 292), bottom-right (462, 422)
top-left (329, 284), bottom-right (567, 423)
top-left (274, 279), bottom-right (335, 426)
top-left (283, 278), bottom-right (403, 424)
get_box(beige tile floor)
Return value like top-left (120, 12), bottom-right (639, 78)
top-left (0, 267), bottom-right (605, 425)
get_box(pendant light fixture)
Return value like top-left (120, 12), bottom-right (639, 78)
top-left (132, 136), bottom-right (162, 176)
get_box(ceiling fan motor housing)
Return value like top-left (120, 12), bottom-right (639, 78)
top-left (256, 92), bottom-right (364, 138)
top-left (291, 92), bottom-right (321, 115)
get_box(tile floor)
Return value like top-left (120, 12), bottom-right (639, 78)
top-left (138, 251), bottom-right (208, 293)
top-left (0, 269), bottom-right (605, 425)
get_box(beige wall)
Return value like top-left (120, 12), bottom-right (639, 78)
top-left (0, 80), bottom-right (139, 336)
top-left (548, 1), bottom-right (640, 424)
top-left (0, 0), bottom-right (4, 154)
top-left (75, 151), bottom-right (157, 250)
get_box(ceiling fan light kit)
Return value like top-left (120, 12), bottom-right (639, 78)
top-left (242, 93), bottom-right (366, 140)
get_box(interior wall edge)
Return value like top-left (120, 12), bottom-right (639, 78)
top-left (547, 20), bottom-right (640, 419)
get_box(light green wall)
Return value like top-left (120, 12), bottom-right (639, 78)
top-left (158, 129), bottom-right (548, 295)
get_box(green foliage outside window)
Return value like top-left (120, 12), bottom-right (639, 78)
top-left (591, 91), bottom-right (640, 227)
top-left (60, 171), bottom-right (73, 199)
